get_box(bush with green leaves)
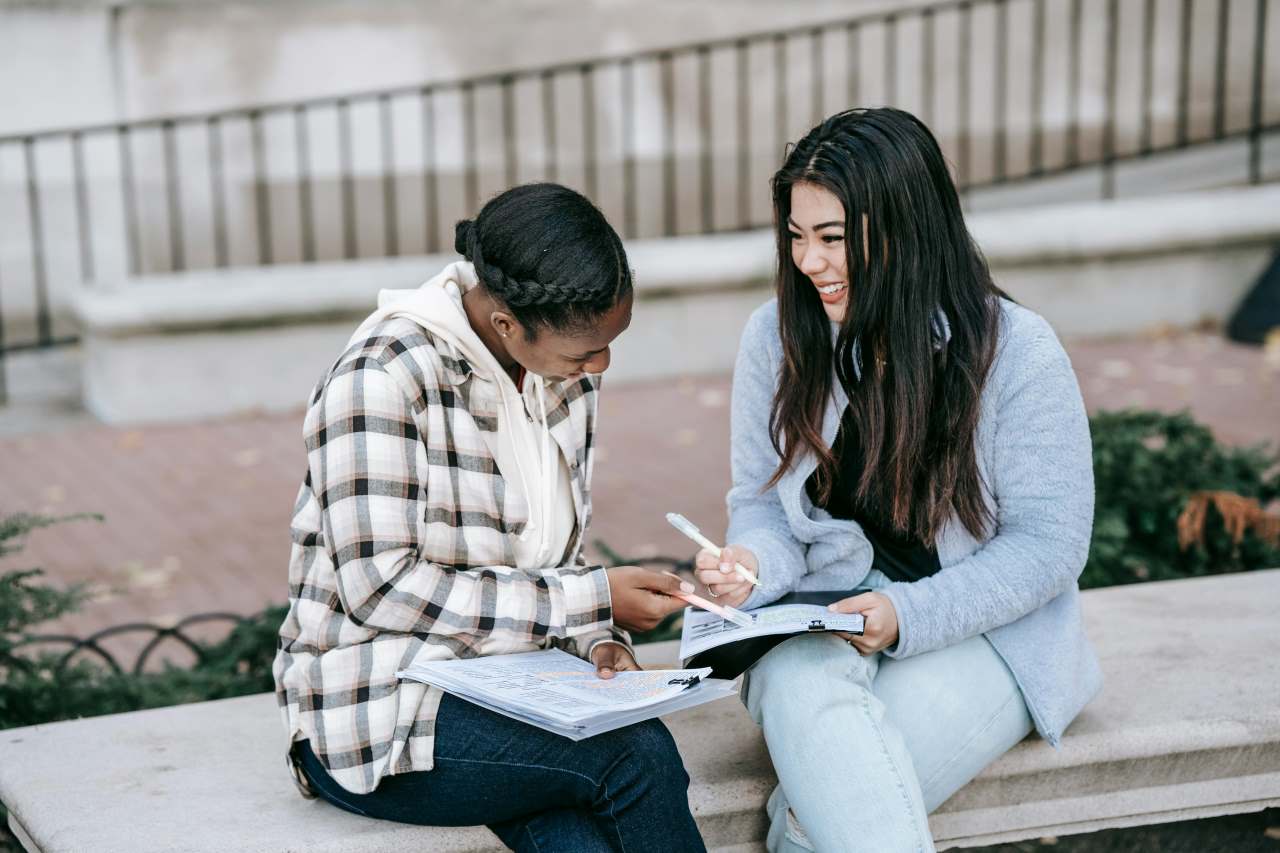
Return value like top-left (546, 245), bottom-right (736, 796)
top-left (0, 513), bottom-right (285, 732)
top-left (1084, 410), bottom-right (1280, 589)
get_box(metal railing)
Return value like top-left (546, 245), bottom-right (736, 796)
top-left (1, 0), bottom-right (1276, 402)
top-left (4, 611), bottom-right (254, 676)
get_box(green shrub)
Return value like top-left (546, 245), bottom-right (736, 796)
top-left (1083, 410), bottom-right (1280, 589)
top-left (0, 513), bottom-right (284, 732)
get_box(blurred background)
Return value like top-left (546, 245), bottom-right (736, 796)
top-left (0, 0), bottom-right (1278, 846)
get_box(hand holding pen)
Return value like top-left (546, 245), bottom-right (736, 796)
top-left (692, 545), bottom-right (759, 610)
top-left (664, 513), bottom-right (761, 610)
top-left (666, 514), bottom-right (760, 584)
top-left (659, 572), bottom-right (755, 629)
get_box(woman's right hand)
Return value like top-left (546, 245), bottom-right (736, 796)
top-left (693, 545), bottom-right (758, 609)
top-left (605, 566), bottom-right (692, 632)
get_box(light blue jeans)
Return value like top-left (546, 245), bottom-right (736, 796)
top-left (742, 570), bottom-right (1033, 853)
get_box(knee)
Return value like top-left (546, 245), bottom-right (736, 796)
top-left (746, 636), bottom-right (870, 722)
top-left (631, 720), bottom-right (689, 786)
top-left (600, 720), bottom-right (689, 790)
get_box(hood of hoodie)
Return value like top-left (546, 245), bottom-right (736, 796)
top-left (347, 260), bottom-right (579, 571)
top-left (347, 260), bottom-right (509, 385)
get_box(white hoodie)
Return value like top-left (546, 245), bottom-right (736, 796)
top-left (344, 261), bottom-right (576, 570)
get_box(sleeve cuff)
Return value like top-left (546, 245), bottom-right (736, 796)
top-left (584, 636), bottom-right (632, 662)
top-left (559, 564), bottom-right (614, 637)
top-left (877, 582), bottom-right (915, 659)
top-left (734, 529), bottom-right (802, 610)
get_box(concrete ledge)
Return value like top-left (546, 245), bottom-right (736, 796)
top-left (969, 183), bottom-right (1280, 264)
top-left (72, 231), bottom-right (774, 423)
top-left (72, 184), bottom-right (1280, 423)
top-left (73, 231), bottom-right (775, 339)
top-left (3, 570), bottom-right (1278, 852)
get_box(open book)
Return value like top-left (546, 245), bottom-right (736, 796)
top-left (397, 648), bottom-right (737, 741)
top-left (680, 591), bottom-right (868, 679)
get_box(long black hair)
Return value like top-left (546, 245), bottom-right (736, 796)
top-left (768, 107), bottom-right (1003, 544)
top-left (455, 183), bottom-right (632, 338)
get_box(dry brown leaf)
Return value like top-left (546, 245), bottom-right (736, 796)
top-left (1178, 491), bottom-right (1280, 551)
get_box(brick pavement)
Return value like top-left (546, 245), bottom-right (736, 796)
top-left (0, 330), bottom-right (1276, 663)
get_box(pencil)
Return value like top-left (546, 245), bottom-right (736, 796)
top-left (660, 573), bottom-right (755, 628)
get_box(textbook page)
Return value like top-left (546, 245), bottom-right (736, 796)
top-left (397, 649), bottom-right (735, 740)
top-left (679, 603), bottom-right (866, 660)
top-left (402, 649), bottom-right (713, 720)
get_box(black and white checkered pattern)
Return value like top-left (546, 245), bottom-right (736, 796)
top-left (274, 316), bottom-right (620, 794)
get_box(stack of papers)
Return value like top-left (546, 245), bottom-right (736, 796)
top-left (398, 648), bottom-right (737, 740)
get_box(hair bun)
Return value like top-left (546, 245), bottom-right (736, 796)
top-left (454, 220), bottom-right (474, 257)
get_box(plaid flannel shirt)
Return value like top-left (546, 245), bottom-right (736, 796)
top-left (274, 316), bottom-right (624, 795)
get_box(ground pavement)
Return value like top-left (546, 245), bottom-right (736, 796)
top-left (0, 330), bottom-right (1276, 663)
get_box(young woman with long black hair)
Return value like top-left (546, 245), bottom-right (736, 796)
top-left (695, 109), bottom-right (1101, 851)
top-left (275, 183), bottom-right (706, 852)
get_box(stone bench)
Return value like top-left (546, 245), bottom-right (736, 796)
top-left (2, 569), bottom-right (1278, 852)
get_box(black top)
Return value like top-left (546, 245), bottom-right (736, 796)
top-left (805, 411), bottom-right (942, 584)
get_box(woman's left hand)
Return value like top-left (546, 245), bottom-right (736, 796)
top-left (829, 592), bottom-right (899, 655)
top-left (590, 642), bottom-right (641, 679)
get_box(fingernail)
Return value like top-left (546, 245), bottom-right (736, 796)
top-left (719, 563), bottom-right (731, 574)
top-left (680, 581), bottom-right (695, 593)
top-left (600, 667), bottom-right (613, 674)
top-left (827, 603), bottom-right (838, 611)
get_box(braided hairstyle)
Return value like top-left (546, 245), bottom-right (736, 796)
top-left (454, 183), bottom-right (632, 339)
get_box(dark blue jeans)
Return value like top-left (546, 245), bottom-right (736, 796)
top-left (294, 694), bottom-right (706, 853)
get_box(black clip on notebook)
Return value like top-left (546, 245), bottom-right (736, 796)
top-left (684, 589), bottom-right (870, 681)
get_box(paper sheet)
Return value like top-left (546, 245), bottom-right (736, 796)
top-left (680, 603), bottom-right (866, 660)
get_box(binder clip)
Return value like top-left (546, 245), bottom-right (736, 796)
top-left (667, 675), bottom-right (702, 689)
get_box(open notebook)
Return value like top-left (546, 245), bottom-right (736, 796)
top-left (680, 591), bottom-right (868, 679)
top-left (398, 648), bottom-right (737, 740)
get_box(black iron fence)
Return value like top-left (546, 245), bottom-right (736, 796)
top-left (0, 0), bottom-right (1277, 402)
top-left (5, 611), bottom-right (252, 676)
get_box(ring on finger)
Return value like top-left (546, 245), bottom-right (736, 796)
top-left (707, 587), bottom-right (721, 598)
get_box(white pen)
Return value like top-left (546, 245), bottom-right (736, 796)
top-left (665, 512), bottom-right (762, 587)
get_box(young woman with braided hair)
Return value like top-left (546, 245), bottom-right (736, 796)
top-left (275, 183), bottom-right (706, 852)
top-left (695, 109), bottom-right (1100, 851)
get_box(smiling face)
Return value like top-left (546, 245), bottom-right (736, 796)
top-left (788, 182), bottom-right (853, 323)
top-left (494, 290), bottom-right (634, 382)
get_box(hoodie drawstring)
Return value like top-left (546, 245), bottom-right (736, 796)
top-left (496, 372), bottom-right (555, 565)
top-left (535, 381), bottom-right (554, 564)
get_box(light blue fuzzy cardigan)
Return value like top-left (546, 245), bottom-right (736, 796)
top-left (727, 298), bottom-right (1102, 746)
